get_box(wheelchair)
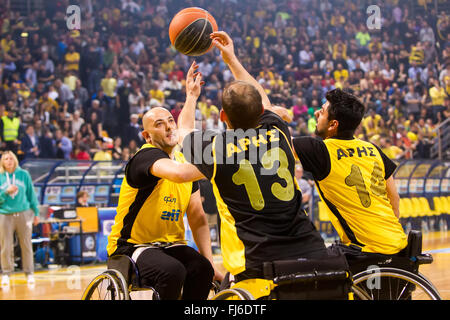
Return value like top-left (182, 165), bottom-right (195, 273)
top-left (211, 252), bottom-right (371, 300)
top-left (82, 254), bottom-right (160, 300)
top-left (346, 230), bottom-right (442, 300)
top-left (210, 231), bottom-right (442, 300)
top-left (82, 254), bottom-right (221, 300)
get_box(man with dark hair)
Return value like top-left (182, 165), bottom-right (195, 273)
top-left (292, 88), bottom-right (407, 259)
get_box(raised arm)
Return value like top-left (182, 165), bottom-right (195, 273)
top-left (211, 31), bottom-right (291, 122)
top-left (177, 61), bottom-right (203, 145)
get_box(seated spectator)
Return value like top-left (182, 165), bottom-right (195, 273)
top-left (93, 138), bottom-right (112, 161)
top-left (76, 191), bottom-right (90, 207)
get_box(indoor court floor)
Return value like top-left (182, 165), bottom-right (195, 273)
top-left (1, 231), bottom-right (449, 300)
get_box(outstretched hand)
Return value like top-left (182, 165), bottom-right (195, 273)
top-left (210, 31), bottom-right (236, 65)
top-left (185, 61), bottom-right (204, 99)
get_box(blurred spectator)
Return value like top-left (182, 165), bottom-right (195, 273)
top-left (54, 129), bottom-right (72, 160)
top-left (20, 124), bottom-right (40, 159)
top-left (294, 163), bottom-right (312, 210)
top-left (1, 109), bottom-right (21, 154)
top-left (93, 138), bottom-right (112, 161)
top-left (38, 128), bottom-right (56, 159)
top-left (0, 0), bottom-right (446, 164)
top-left (122, 113), bottom-right (142, 147)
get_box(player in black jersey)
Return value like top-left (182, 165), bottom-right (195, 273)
top-left (175, 32), bottom-right (330, 281)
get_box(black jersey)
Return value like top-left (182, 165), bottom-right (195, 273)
top-left (183, 110), bottom-right (326, 277)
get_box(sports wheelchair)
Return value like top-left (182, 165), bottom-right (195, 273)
top-left (82, 254), bottom-right (160, 300)
top-left (82, 254), bottom-right (220, 300)
top-left (211, 231), bottom-right (441, 300)
top-left (345, 230), bottom-right (441, 300)
top-left (211, 251), bottom-right (365, 300)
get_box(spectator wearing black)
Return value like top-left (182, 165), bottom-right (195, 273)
top-left (20, 124), bottom-right (40, 160)
top-left (122, 113), bottom-right (142, 147)
top-left (38, 127), bottom-right (56, 159)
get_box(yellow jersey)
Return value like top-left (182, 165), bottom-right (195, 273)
top-left (107, 144), bottom-right (195, 256)
top-left (293, 136), bottom-right (407, 255)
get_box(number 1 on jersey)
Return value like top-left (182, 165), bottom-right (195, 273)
top-left (232, 147), bottom-right (295, 211)
top-left (232, 159), bottom-right (265, 211)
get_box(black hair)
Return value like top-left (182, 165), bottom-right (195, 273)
top-left (325, 88), bottom-right (366, 136)
top-left (221, 81), bottom-right (263, 130)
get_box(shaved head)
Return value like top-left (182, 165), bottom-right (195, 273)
top-left (141, 107), bottom-right (178, 153)
top-left (143, 107), bottom-right (172, 129)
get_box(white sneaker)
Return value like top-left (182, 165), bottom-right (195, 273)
top-left (27, 275), bottom-right (35, 286)
top-left (1, 275), bottom-right (10, 287)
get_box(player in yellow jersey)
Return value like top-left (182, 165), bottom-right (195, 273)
top-left (107, 62), bottom-right (222, 300)
top-left (292, 88), bottom-right (409, 275)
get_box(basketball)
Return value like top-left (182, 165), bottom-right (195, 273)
top-left (169, 7), bottom-right (218, 56)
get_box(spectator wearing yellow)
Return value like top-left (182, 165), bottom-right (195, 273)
top-left (38, 91), bottom-right (59, 112)
top-left (362, 109), bottom-right (382, 136)
top-left (1, 108), bottom-right (20, 154)
top-left (333, 63), bottom-right (349, 82)
top-left (149, 81), bottom-right (165, 105)
top-left (332, 41), bottom-right (347, 60)
top-left (93, 138), bottom-right (113, 161)
top-left (199, 99), bottom-right (219, 119)
top-left (64, 45), bottom-right (80, 72)
top-left (409, 42), bottom-right (425, 65)
top-left (101, 69), bottom-right (117, 99)
top-left (429, 78), bottom-right (447, 122)
top-left (355, 23), bottom-right (371, 47)
top-left (64, 70), bottom-right (78, 91)
top-left (380, 137), bottom-right (404, 160)
top-left (0, 34), bottom-right (14, 53)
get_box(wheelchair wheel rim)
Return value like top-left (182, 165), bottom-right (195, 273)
top-left (352, 267), bottom-right (441, 300)
top-left (82, 272), bottom-right (127, 300)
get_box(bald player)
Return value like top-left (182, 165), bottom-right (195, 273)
top-left (107, 62), bottom-right (222, 300)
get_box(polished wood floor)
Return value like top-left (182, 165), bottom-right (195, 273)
top-left (1, 231), bottom-right (449, 300)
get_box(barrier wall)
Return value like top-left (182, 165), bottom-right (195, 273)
top-left (21, 159), bottom-right (126, 207)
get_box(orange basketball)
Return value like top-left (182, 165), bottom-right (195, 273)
top-left (169, 7), bottom-right (218, 56)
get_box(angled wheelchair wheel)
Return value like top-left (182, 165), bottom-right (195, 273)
top-left (210, 288), bottom-right (254, 300)
top-left (82, 269), bottom-right (129, 300)
top-left (352, 267), bottom-right (441, 300)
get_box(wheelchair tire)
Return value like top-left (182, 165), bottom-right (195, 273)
top-left (82, 270), bottom-right (129, 300)
top-left (352, 267), bottom-right (441, 300)
top-left (210, 288), bottom-right (254, 300)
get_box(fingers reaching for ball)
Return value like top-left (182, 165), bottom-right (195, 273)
top-left (210, 31), bottom-right (236, 65)
top-left (186, 61), bottom-right (204, 99)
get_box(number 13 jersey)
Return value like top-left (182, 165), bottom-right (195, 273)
top-left (293, 136), bottom-right (407, 255)
top-left (183, 110), bottom-right (326, 276)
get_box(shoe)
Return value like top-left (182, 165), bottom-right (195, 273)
top-left (1, 275), bottom-right (10, 287)
top-left (27, 275), bottom-right (35, 286)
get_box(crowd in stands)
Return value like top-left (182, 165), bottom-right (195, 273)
top-left (0, 0), bottom-right (449, 164)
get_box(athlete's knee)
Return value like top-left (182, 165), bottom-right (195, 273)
top-left (153, 261), bottom-right (187, 299)
top-left (161, 259), bottom-right (187, 284)
top-left (188, 254), bottom-right (214, 280)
